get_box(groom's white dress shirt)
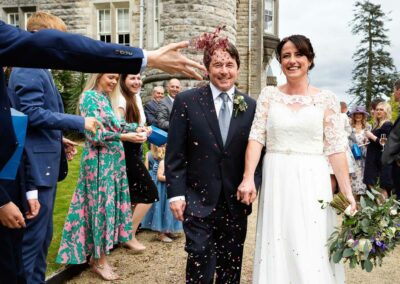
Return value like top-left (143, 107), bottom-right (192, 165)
top-left (169, 82), bottom-right (235, 203)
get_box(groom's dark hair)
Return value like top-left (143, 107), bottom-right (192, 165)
top-left (203, 42), bottom-right (240, 70)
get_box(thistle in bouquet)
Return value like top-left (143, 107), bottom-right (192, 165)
top-left (320, 188), bottom-right (400, 272)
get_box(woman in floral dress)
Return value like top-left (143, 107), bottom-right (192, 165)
top-left (348, 106), bottom-right (371, 198)
top-left (56, 73), bottom-right (140, 280)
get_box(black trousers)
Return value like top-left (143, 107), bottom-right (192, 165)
top-left (183, 198), bottom-right (247, 284)
top-left (0, 225), bottom-right (25, 284)
top-left (392, 163), bottom-right (400, 199)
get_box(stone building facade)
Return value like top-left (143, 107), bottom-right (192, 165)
top-left (0, 0), bottom-right (279, 98)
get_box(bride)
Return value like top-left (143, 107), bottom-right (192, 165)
top-left (237, 35), bottom-right (356, 283)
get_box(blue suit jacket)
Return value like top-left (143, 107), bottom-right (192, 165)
top-left (0, 20), bottom-right (144, 206)
top-left (144, 99), bottom-right (159, 126)
top-left (9, 68), bottom-right (83, 190)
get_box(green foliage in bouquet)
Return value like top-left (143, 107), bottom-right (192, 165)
top-left (319, 189), bottom-right (400, 272)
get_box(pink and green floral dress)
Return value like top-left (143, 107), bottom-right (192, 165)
top-left (56, 90), bottom-right (137, 264)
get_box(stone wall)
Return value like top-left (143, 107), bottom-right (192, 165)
top-left (236, 0), bottom-right (264, 98)
top-left (0, 0), bottom-right (90, 35)
top-left (0, 0), bottom-right (276, 99)
top-left (142, 0), bottom-right (238, 97)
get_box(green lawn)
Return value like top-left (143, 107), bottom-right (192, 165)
top-left (46, 146), bottom-right (82, 275)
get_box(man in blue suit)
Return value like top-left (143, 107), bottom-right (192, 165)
top-left (0, 15), bottom-right (204, 284)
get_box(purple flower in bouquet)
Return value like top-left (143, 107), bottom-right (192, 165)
top-left (321, 187), bottom-right (400, 272)
top-left (371, 246), bottom-right (376, 254)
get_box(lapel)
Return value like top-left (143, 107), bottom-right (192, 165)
top-left (167, 96), bottom-right (173, 112)
top-left (224, 89), bottom-right (242, 149)
top-left (197, 85), bottom-right (224, 150)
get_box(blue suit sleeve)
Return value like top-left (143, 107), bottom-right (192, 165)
top-left (11, 69), bottom-right (85, 132)
top-left (0, 21), bottom-right (143, 74)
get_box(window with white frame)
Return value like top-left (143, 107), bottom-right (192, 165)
top-left (264, 0), bottom-right (274, 34)
top-left (98, 9), bottom-right (111, 43)
top-left (24, 12), bottom-right (34, 29)
top-left (117, 8), bottom-right (130, 45)
top-left (8, 12), bottom-right (20, 27)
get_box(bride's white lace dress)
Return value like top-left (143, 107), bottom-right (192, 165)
top-left (249, 86), bottom-right (346, 284)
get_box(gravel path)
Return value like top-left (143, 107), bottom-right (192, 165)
top-left (67, 200), bottom-right (400, 283)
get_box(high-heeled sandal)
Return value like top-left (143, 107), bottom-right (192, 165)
top-left (92, 262), bottom-right (120, 281)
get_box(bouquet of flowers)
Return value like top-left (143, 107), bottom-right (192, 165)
top-left (320, 188), bottom-right (400, 272)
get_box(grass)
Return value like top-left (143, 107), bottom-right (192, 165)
top-left (46, 146), bottom-right (82, 275)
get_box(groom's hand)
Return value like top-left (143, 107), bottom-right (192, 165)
top-left (170, 200), bottom-right (186, 221)
top-left (237, 178), bottom-right (257, 205)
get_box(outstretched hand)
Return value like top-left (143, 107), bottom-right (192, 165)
top-left (147, 41), bottom-right (206, 80)
top-left (237, 177), bottom-right (257, 205)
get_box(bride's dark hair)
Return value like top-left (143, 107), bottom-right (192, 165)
top-left (276, 35), bottom-right (315, 70)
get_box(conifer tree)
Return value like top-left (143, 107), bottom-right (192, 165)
top-left (348, 1), bottom-right (397, 109)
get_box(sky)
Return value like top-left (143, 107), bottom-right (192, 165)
top-left (270, 0), bottom-right (399, 103)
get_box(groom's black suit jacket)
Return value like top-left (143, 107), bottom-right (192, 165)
top-left (382, 116), bottom-right (400, 165)
top-left (166, 85), bottom-right (262, 218)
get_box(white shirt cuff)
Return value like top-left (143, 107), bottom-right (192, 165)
top-left (141, 50), bottom-right (147, 72)
top-left (26, 190), bottom-right (38, 200)
top-left (169, 196), bottom-right (185, 203)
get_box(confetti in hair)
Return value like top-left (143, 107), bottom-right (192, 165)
top-left (192, 24), bottom-right (229, 53)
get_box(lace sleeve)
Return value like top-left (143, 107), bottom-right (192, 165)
top-left (343, 115), bottom-right (352, 137)
top-left (249, 87), bottom-right (270, 146)
top-left (323, 91), bottom-right (348, 155)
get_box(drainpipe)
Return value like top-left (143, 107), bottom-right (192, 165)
top-left (139, 0), bottom-right (144, 48)
top-left (247, 0), bottom-right (252, 96)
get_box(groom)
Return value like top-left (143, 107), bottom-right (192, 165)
top-left (166, 42), bottom-right (261, 283)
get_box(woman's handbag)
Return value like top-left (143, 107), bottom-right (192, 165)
top-left (351, 143), bottom-right (362, 160)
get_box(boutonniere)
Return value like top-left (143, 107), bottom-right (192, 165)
top-left (233, 94), bottom-right (248, 117)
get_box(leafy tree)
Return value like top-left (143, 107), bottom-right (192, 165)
top-left (389, 94), bottom-right (399, 121)
top-left (51, 70), bottom-right (87, 114)
top-left (348, 1), bottom-right (397, 110)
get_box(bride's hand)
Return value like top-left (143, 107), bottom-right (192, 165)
top-left (237, 177), bottom-right (257, 205)
top-left (345, 191), bottom-right (357, 213)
